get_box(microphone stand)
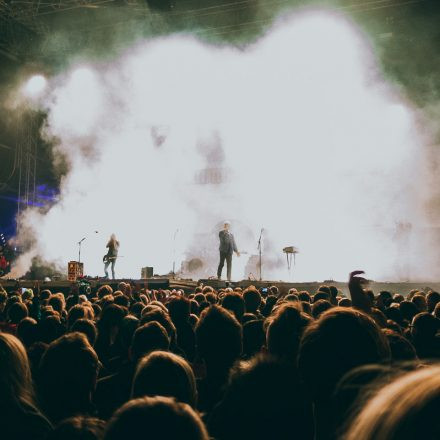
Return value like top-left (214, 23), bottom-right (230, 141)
top-left (257, 228), bottom-right (263, 281)
top-left (172, 229), bottom-right (178, 279)
top-left (78, 237), bottom-right (86, 263)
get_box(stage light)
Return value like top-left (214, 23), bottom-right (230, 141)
top-left (23, 74), bottom-right (47, 98)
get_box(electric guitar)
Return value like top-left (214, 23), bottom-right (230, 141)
top-left (103, 254), bottom-right (123, 263)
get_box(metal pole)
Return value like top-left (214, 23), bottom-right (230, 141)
top-left (172, 229), bottom-right (178, 278)
top-left (258, 228), bottom-right (263, 281)
top-left (78, 237), bottom-right (86, 263)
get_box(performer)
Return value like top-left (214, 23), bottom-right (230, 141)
top-left (103, 233), bottom-right (119, 279)
top-left (217, 221), bottom-right (240, 281)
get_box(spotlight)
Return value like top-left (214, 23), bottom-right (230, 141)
top-left (23, 74), bottom-right (47, 98)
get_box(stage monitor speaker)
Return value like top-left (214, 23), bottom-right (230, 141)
top-left (198, 279), bottom-right (230, 289)
top-left (141, 267), bottom-right (154, 279)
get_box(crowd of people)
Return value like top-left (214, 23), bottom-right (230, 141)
top-left (0, 240), bottom-right (13, 277)
top-left (0, 270), bottom-right (439, 440)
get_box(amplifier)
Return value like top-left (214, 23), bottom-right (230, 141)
top-left (141, 267), bottom-right (154, 279)
top-left (68, 261), bottom-right (84, 282)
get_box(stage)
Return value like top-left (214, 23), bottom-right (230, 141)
top-left (1, 277), bottom-right (440, 297)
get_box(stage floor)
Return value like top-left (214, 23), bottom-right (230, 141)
top-left (1, 277), bottom-right (440, 297)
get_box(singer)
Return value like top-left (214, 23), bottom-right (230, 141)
top-left (103, 233), bottom-right (119, 279)
top-left (217, 221), bottom-right (240, 281)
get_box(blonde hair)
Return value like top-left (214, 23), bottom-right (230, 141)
top-left (345, 365), bottom-right (440, 440)
top-left (0, 333), bottom-right (35, 408)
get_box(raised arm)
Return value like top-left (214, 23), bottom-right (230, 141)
top-left (348, 270), bottom-right (373, 314)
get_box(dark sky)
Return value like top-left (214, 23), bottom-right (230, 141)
top-left (1, 0), bottom-right (440, 236)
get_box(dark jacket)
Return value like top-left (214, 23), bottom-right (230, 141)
top-left (219, 230), bottom-right (238, 254)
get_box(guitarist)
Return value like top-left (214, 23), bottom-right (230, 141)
top-left (103, 234), bottom-right (120, 279)
top-left (217, 221), bottom-right (240, 281)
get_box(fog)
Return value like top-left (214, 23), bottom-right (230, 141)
top-left (11, 9), bottom-right (434, 282)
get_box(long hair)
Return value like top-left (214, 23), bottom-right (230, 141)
top-left (107, 234), bottom-right (119, 248)
top-left (0, 333), bottom-right (36, 409)
top-left (344, 365), bottom-right (440, 440)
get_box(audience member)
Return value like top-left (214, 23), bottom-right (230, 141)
top-left (104, 396), bottom-right (209, 440)
top-left (132, 351), bottom-right (197, 407)
top-left (47, 416), bottom-right (105, 440)
top-left (344, 365), bottom-right (440, 440)
top-left (266, 302), bottom-right (312, 362)
top-left (94, 321), bottom-right (170, 419)
top-left (209, 354), bottom-right (314, 440)
top-left (195, 305), bottom-right (242, 412)
top-left (0, 333), bottom-right (52, 439)
top-left (1, 270), bottom-right (439, 440)
top-left (298, 307), bottom-right (390, 440)
top-left (38, 332), bottom-right (100, 423)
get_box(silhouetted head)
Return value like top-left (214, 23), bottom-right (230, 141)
top-left (167, 296), bottom-right (191, 322)
top-left (344, 365), bottom-right (440, 440)
top-left (384, 306), bottom-right (405, 328)
top-left (71, 319), bottom-right (98, 347)
top-left (221, 292), bottom-right (245, 322)
top-left (242, 288), bottom-right (261, 314)
top-left (104, 396), bottom-right (209, 440)
top-left (393, 293), bottom-right (404, 303)
top-left (382, 329), bottom-right (418, 362)
top-left (68, 305), bottom-right (94, 329)
top-left (0, 333), bottom-right (35, 408)
top-left (97, 285), bottom-right (113, 299)
top-left (334, 364), bottom-right (398, 437)
top-left (140, 308), bottom-right (176, 344)
top-left (399, 301), bottom-right (418, 322)
top-left (195, 305), bottom-right (242, 370)
top-left (47, 416), bottom-right (105, 440)
top-left (312, 299), bottom-right (333, 319)
top-left (7, 301), bottom-right (28, 324)
top-left (209, 354), bottom-right (314, 440)
top-left (298, 307), bottom-right (390, 401)
top-left (338, 298), bottom-right (352, 307)
top-left (131, 322), bottom-right (170, 362)
top-left (38, 332), bottom-right (100, 423)
top-left (298, 291), bottom-right (311, 302)
top-left (243, 319), bottom-right (265, 359)
top-left (434, 302), bottom-right (440, 319)
top-left (412, 294), bottom-right (428, 312)
top-left (315, 290), bottom-right (330, 303)
top-left (49, 293), bottom-right (65, 315)
top-left (38, 315), bottom-right (64, 344)
top-left (411, 312), bottom-right (440, 340)
top-left (132, 351), bottom-right (197, 407)
top-left (427, 291), bottom-right (440, 313)
top-left (16, 316), bottom-right (38, 347)
top-left (267, 303), bottom-right (312, 362)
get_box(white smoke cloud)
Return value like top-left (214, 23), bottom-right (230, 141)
top-left (13, 9), bottom-right (433, 281)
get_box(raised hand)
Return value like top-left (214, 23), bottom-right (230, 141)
top-left (348, 270), bottom-right (372, 314)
